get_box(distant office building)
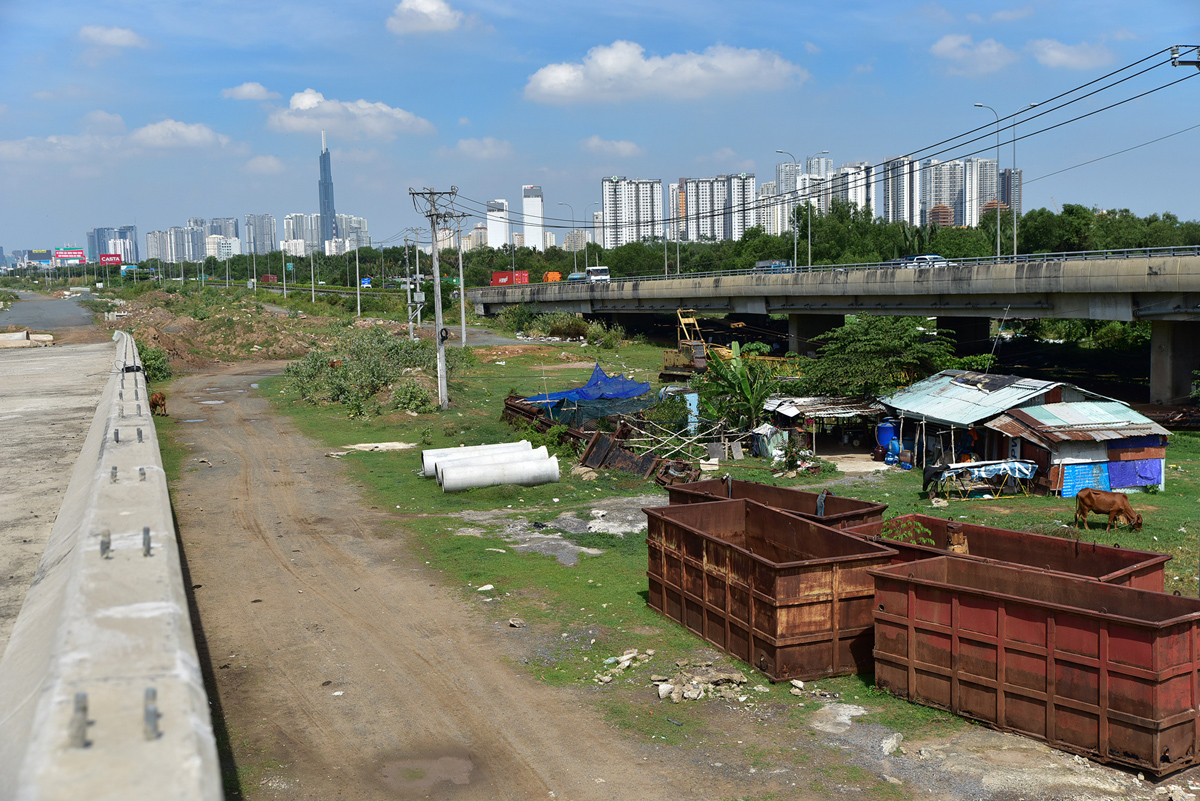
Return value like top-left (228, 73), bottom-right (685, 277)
top-left (187, 217), bottom-right (206, 230)
top-left (107, 237), bottom-right (136, 264)
top-left (876, 156), bottom-right (921, 225)
top-left (436, 227), bottom-right (455, 251)
top-left (829, 163), bottom-right (871, 214)
top-left (602, 177), bottom-right (663, 249)
top-left (543, 231), bottom-right (556, 249)
top-left (208, 218), bottom-right (239, 239)
top-left (244, 214), bottom-right (278, 255)
top-left (281, 239), bottom-right (307, 258)
top-left (1000, 168), bottom-right (1023, 218)
top-left (920, 159), bottom-right (965, 226)
top-left (319, 131), bottom-right (337, 248)
top-left (522, 186), bottom-right (545, 252)
top-left (962, 157), bottom-right (998, 228)
top-left (564, 229), bottom-right (591, 252)
top-left (486, 200), bottom-right (510, 248)
top-left (512, 232), bottom-right (525, 248)
top-left (336, 214), bottom-right (369, 248)
top-left (117, 226), bottom-right (139, 262)
top-left (87, 225), bottom-right (139, 263)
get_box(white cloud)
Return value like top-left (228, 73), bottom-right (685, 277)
top-left (1028, 39), bottom-right (1114, 70)
top-left (222, 82), bottom-right (280, 100)
top-left (449, 137), bottom-right (513, 159)
top-left (697, 147), bottom-right (754, 172)
top-left (387, 0), bottom-right (464, 34)
top-left (245, 155), bottom-right (285, 174)
top-left (803, 41), bottom-right (821, 55)
top-left (930, 34), bottom-right (1018, 75)
top-left (581, 135), bottom-right (643, 158)
top-left (129, 120), bottom-right (230, 148)
top-left (854, 61), bottom-right (875, 74)
top-left (78, 25), bottom-right (149, 48)
top-left (268, 89), bottom-right (434, 140)
top-left (992, 6), bottom-right (1034, 22)
top-left (458, 116), bottom-right (470, 125)
top-left (525, 41), bottom-right (805, 104)
top-left (81, 110), bottom-right (125, 135)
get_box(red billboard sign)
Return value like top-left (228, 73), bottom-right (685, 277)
top-left (99, 254), bottom-right (123, 266)
top-left (491, 271), bottom-right (529, 286)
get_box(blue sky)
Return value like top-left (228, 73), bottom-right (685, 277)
top-left (1, 0), bottom-right (1197, 250)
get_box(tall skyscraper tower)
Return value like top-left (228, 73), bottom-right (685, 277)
top-left (486, 200), bottom-right (510, 248)
top-left (522, 186), bottom-right (544, 252)
top-left (318, 131), bottom-right (337, 249)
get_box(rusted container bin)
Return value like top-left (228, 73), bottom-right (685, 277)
top-left (848, 514), bottom-right (1169, 591)
top-left (871, 557), bottom-right (1200, 776)
top-left (665, 477), bottom-right (888, 530)
top-left (645, 499), bottom-right (896, 681)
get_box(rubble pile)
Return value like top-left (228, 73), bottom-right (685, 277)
top-left (592, 648), bottom-right (655, 684)
top-left (649, 660), bottom-right (751, 703)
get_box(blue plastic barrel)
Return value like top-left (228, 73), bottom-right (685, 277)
top-left (876, 420), bottom-right (897, 448)
top-left (887, 436), bottom-right (901, 455)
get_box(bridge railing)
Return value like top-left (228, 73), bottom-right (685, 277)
top-left (0, 331), bottom-right (221, 801)
top-left (469, 244), bottom-right (1200, 292)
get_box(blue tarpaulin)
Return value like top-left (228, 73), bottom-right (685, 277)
top-left (524, 364), bottom-right (650, 404)
top-left (1108, 458), bottom-right (1163, 488)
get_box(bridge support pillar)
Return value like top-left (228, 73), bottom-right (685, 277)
top-left (937, 317), bottom-right (991, 355)
top-left (1150, 320), bottom-right (1200, 405)
top-left (788, 314), bottom-right (843, 356)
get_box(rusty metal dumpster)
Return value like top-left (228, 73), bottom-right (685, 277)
top-left (645, 499), bottom-right (896, 681)
top-left (848, 514), bottom-right (1169, 591)
top-left (871, 556), bottom-right (1200, 776)
top-left (666, 477), bottom-right (888, 530)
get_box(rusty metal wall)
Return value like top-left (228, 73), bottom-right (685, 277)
top-left (871, 557), bottom-right (1200, 776)
top-left (644, 499), bottom-right (895, 681)
top-left (666, 478), bottom-right (888, 530)
top-left (848, 514), bottom-right (1169, 590)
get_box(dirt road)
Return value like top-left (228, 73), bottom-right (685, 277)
top-left (169, 363), bottom-right (769, 801)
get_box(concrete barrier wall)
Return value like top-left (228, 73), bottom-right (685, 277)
top-left (0, 331), bottom-right (220, 801)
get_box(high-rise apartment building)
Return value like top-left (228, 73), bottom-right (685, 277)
top-left (876, 157), bottom-right (922, 226)
top-left (724, 173), bottom-right (757, 242)
top-left (106, 237), bottom-right (137, 264)
top-left (602, 177), bottom-right (663, 248)
top-left (486, 200), bottom-right (510, 248)
top-left (318, 131), bottom-right (337, 249)
top-left (677, 174), bottom-right (756, 242)
top-left (206, 235), bottom-right (243, 259)
top-left (775, 161), bottom-right (802, 194)
top-left (999, 168), bottom-right (1023, 218)
top-left (962, 158), bottom-right (998, 228)
top-left (563, 229), bottom-right (591, 252)
top-left (756, 182), bottom-right (783, 236)
top-left (208, 218), bottom-right (239, 239)
top-left (335, 214), bottom-right (369, 248)
top-left (244, 214), bottom-right (278, 255)
top-left (467, 223), bottom-right (489, 251)
top-left (920, 159), bottom-right (965, 226)
top-left (87, 225), bottom-right (139, 263)
top-left (806, 155), bottom-right (834, 180)
top-left (522, 186), bottom-right (545, 252)
top-left (543, 231), bottom-right (556, 249)
top-left (827, 163), bottom-right (870, 214)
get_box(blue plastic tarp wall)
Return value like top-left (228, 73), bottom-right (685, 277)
top-left (524, 364), bottom-right (650, 404)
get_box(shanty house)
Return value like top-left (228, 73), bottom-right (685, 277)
top-left (984, 402), bottom-right (1170, 496)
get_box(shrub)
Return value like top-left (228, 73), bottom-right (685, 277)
top-left (498, 304), bottom-right (538, 332)
top-left (137, 341), bottom-right (172, 384)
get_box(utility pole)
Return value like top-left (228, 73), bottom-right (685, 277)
top-left (450, 212), bottom-right (469, 347)
top-left (310, 251), bottom-right (315, 303)
top-left (410, 187), bottom-right (459, 410)
top-left (282, 249), bottom-right (288, 299)
top-left (354, 245), bottom-right (361, 316)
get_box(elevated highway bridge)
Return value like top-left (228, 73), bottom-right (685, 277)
top-left (467, 247), bottom-right (1200, 405)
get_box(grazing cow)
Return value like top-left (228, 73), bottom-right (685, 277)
top-left (1075, 487), bottom-right (1143, 531)
top-left (328, 359), bottom-right (343, 369)
top-left (149, 392), bottom-right (167, 417)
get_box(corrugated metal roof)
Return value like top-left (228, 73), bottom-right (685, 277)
top-left (764, 396), bottom-right (885, 419)
top-left (1000, 402), bottom-right (1170, 442)
top-left (879, 370), bottom-right (1101, 428)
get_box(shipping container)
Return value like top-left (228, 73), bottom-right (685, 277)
top-left (848, 514), bottom-right (1168, 591)
top-left (490, 271), bottom-right (529, 286)
top-left (260, 274), bottom-right (278, 283)
top-left (666, 477), bottom-right (887, 530)
top-left (645, 499), bottom-right (896, 681)
top-left (871, 557), bottom-right (1200, 775)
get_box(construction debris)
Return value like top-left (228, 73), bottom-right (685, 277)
top-left (648, 660), bottom-right (749, 704)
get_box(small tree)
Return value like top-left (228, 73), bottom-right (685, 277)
top-left (800, 314), bottom-right (958, 397)
top-left (696, 342), bottom-right (781, 429)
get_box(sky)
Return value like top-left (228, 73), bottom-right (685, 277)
top-left (1, 0), bottom-right (1198, 251)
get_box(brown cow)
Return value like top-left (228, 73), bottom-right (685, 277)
top-left (149, 392), bottom-right (167, 417)
top-left (1074, 487), bottom-right (1142, 531)
top-left (328, 359), bottom-right (343, 369)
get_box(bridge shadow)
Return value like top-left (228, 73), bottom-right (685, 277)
top-left (172, 501), bottom-right (245, 799)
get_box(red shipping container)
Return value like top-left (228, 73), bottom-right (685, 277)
top-left (260, 274), bottom-right (279, 283)
top-left (491, 271), bottom-right (529, 286)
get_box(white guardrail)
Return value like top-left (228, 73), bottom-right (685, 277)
top-left (0, 331), bottom-right (220, 801)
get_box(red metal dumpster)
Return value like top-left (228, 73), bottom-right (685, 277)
top-left (666, 477), bottom-right (888, 530)
top-left (645, 499), bottom-right (896, 681)
top-left (848, 514), bottom-right (1169, 591)
top-left (871, 556), bottom-right (1200, 776)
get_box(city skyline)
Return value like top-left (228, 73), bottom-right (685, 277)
top-left (1, 2), bottom-right (1197, 250)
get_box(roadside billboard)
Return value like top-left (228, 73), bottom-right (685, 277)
top-left (55, 249), bottom-right (86, 264)
top-left (29, 249), bottom-right (52, 264)
top-left (99, 254), bottom-right (123, 266)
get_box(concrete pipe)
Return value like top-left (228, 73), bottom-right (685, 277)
top-left (441, 456), bottom-right (560, 493)
top-left (421, 440), bottom-right (531, 477)
top-left (435, 446), bottom-right (550, 485)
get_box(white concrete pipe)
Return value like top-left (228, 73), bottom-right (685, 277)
top-left (435, 446), bottom-right (550, 485)
top-left (442, 456), bottom-right (560, 493)
top-left (421, 440), bottom-right (531, 477)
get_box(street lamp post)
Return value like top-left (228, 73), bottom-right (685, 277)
top-left (558, 201), bottom-right (577, 275)
top-left (807, 149), bottom-right (828, 268)
top-left (584, 201), bottom-right (599, 272)
top-left (1012, 103), bottom-right (1038, 257)
top-left (974, 103), bottom-right (1001, 261)
top-left (775, 149), bottom-right (799, 269)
